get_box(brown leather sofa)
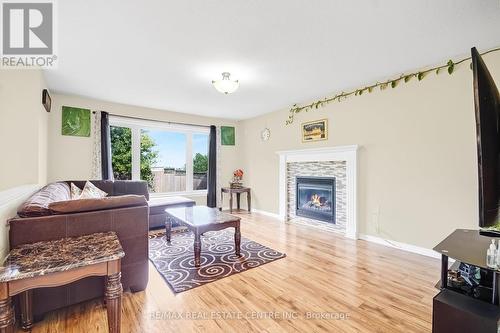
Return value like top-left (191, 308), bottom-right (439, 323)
top-left (8, 180), bottom-right (150, 319)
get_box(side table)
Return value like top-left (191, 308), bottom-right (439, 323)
top-left (0, 232), bottom-right (124, 333)
top-left (221, 187), bottom-right (251, 213)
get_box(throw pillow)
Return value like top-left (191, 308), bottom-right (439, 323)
top-left (70, 183), bottom-right (82, 199)
top-left (79, 181), bottom-right (108, 199)
top-left (17, 182), bottom-right (71, 217)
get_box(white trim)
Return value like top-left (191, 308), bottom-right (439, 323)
top-left (109, 116), bottom-right (209, 194)
top-left (131, 127), bottom-right (141, 180)
top-left (277, 145), bottom-right (359, 239)
top-left (251, 209), bottom-right (284, 221)
top-left (186, 133), bottom-right (194, 191)
top-left (359, 234), bottom-right (440, 259)
top-left (109, 115), bottom-right (210, 134)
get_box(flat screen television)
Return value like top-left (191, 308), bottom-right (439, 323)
top-left (473, 47), bottom-right (500, 235)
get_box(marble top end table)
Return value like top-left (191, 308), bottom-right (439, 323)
top-left (0, 231), bottom-right (124, 333)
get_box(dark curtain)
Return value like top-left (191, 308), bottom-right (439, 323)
top-left (101, 111), bottom-right (113, 180)
top-left (207, 125), bottom-right (217, 207)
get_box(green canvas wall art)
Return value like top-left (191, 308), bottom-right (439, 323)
top-left (62, 106), bottom-right (91, 137)
top-left (221, 126), bottom-right (235, 145)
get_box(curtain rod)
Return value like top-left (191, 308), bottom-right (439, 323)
top-left (92, 111), bottom-right (212, 128)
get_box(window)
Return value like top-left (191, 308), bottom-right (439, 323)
top-left (193, 134), bottom-right (209, 190)
top-left (110, 116), bottom-right (209, 195)
top-left (110, 126), bottom-right (132, 180)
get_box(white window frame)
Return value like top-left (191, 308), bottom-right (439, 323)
top-left (109, 116), bottom-right (210, 197)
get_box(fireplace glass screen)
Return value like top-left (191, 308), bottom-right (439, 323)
top-left (296, 177), bottom-right (335, 223)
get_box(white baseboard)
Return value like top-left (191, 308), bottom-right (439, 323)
top-left (220, 206), bottom-right (284, 221)
top-left (251, 209), bottom-right (284, 221)
top-left (359, 234), bottom-right (440, 259)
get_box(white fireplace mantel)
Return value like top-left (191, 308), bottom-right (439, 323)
top-left (276, 145), bottom-right (359, 239)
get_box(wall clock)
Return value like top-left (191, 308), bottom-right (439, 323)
top-left (261, 128), bottom-right (271, 141)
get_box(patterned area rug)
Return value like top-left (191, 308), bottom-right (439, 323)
top-left (149, 229), bottom-right (286, 293)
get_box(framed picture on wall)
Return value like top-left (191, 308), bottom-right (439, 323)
top-left (61, 106), bottom-right (91, 137)
top-left (221, 126), bottom-right (235, 145)
top-left (301, 119), bottom-right (328, 142)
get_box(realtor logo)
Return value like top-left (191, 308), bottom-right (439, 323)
top-left (1, 0), bottom-right (57, 68)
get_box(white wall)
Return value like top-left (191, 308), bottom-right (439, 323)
top-left (0, 69), bottom-right (48, 259)
top-left (0, 69), bottom-right (48, 190)
top-left (239, 51), bottom-right (500, 249)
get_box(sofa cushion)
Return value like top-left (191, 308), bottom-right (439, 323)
top-left (70, 183), bottom-right (82, 199)
top-left (80, 181), bottom-right (108, 199)
top-left (17, 182), bottom-right (71, 217)
top-left (48, 195), bottom-right (147, 214)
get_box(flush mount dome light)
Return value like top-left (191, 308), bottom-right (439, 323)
top-left (212, 72), bottom-right (239, 94)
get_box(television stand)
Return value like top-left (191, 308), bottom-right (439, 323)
top-left (433, 229), bottom-right (500, 332)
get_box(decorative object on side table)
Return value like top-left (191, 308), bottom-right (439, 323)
top-left (62, 106), bottom-right (91, 137)
top-left (302, 119), bottom-right (328, 142)
top-left (41, 89), bottom-right (51, 112)
top-left (221, 126), bottom-right (235, 145)
top-left (0, 232), bottom-right (124, 333)
top-left (230, 169), bottom-right (244, 188)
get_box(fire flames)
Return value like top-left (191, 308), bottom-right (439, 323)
top-left (310, 194), bottom-right (323, 207)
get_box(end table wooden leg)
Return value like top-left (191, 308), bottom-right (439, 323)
top-left (236, 193), bottom-right (241, 210)
top-left (229, 194), bottom-right (233, 213)
top-left (0, 296), bottom-right (15, 333)
top-left (247, 191), bottom-right (251, 213)
top-left (105, 272), bottom-right (122, 333)
top-left (235, 225), bottom-right (241, 257)
top-left (194, 232), bottom-right (202, 267)
top-left (220, 191), bottom-right (223, 210)
top-left (20, 290), bottom-right (33, 331)
top-left (165, 217), bottom-right (172, 243)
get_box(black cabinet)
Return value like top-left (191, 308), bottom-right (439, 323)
top-left (433, 289), bottom-right (500, 333)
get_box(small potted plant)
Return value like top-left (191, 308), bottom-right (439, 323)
top-left (230, 169), bottom-right (244, 188)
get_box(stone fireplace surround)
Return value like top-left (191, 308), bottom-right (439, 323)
top-left (277, 146), bottom-right (358, 239)
top-left (288, 163), bottom-right (345, 233)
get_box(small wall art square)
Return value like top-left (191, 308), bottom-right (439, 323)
top-left (62, 106), bottom-right (91, 137)
top-left (221, 126), bottom-right (235, 145)
top-left (302, 119), bottom-right (328, 142)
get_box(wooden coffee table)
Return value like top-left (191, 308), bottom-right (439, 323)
top-left (165, 206), bottom-right (241, 267)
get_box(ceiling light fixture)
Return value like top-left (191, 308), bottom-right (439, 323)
top-left (212, 72), bottom-right (239, 94)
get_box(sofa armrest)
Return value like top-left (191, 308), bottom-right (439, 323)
top-left (9, 204), bottom-right (149, 248)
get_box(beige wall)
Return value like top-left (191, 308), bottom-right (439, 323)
top-left (47, 94), bottom-right (241, 202)
top-left (0, 69), bottom-right (48, 190)
top-left (240, 51), bottom-right (500, 249)
top-left (0, 69), bottom-right (48, 259)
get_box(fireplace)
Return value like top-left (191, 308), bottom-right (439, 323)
top-left (296, 176), bottom-right (335, 223)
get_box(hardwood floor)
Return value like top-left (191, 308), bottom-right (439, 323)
top-left (20, 212), bottom-right (440, 333)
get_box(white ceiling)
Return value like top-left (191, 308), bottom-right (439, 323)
top-left (45, 0), bottom-right (500, 120)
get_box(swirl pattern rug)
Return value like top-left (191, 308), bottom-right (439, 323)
top-left (149, 229), bottom-right (286, 293)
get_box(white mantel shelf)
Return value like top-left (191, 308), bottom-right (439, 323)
top-left (276, 145), bottom-right (359, 239)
